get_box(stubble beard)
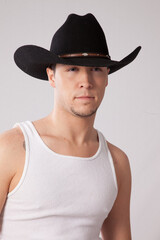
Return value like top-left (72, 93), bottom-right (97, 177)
top-left (70, 105), bottom-right (98, 118)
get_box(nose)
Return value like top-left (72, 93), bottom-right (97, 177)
top-left (79, 70), bottom-right (93, 89)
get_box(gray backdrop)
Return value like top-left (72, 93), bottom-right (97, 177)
top-left (0, 0), bottom-right (160, 239)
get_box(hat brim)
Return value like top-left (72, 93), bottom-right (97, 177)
top-left (14, 45), bottom-right (141, 80)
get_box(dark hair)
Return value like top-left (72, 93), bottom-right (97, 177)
top-left (48, 63), bottom-right (56, 72)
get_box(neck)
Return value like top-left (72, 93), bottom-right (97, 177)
top-left (46, 107), bottom-right (97, 146)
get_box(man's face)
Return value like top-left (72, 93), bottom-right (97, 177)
top-left (46, 64), bottom-right (110, 118)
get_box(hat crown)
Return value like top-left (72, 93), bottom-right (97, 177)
top-left (50, 13), bottom-right (110, 56)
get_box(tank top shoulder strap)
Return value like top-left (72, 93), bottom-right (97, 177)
top-left (12, 120), bottom-right (29, 141)
top-left (97, 129), bottom-right (107, 150)
top-left (12, 120), bottom-right (37, 147)
top-left (98, 130), bottom-right (118, 192)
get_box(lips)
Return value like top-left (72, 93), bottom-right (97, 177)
top-left (76, 96), bottom-right (94, 98)
top-left (77, 97), bottom-right (93, 98)
top-left (76, 96), bottom-right (94, 101)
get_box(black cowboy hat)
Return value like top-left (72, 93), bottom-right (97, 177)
top-left (14, 13), bottom-right (141, 81)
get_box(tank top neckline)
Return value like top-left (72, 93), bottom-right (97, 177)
top-left (26, 120), bottom-right (102, 161)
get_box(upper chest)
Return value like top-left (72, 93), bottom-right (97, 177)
top-left (9, 121), bottom-right (121, 193)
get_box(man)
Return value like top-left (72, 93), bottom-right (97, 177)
top-left (0, 13), bottom-right (141, 239)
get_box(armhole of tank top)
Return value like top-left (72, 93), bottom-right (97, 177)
top-left (105, 140), bottom-right (118, 192)
top-left (7, 122), bottom-right (30, 198)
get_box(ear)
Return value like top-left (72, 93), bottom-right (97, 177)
top-left (107, 68), bottom-right (110, 74)
top-left (46, 67), bottom-right (56, 88)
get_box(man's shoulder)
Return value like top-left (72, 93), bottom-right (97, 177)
top-left (106, 140), bottom-right (129, 163)
top-left (0, 125), bottom-right (25, 191)
top-left (0, 125), bottom-right (24, 142)
top-left (106, 140), bottom-right (132, 190)
top-left (0, 125), bottom-right (25, 155)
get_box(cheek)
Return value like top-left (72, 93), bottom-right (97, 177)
top-left (96, 77), bottom-right (107, 90)
top-left (97, 84), bottom-right (106, 100)
top-left (55, 78), bottom-right (68, 96)
top-left (58, 85), bottom-right (73, 103)
top-left (96, 75), bottom-right (107, 85)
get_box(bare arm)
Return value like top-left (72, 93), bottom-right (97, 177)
top-left (0, 127), bottom-right (21, 214)
top-left (101, 145), bottom-right (132, 240)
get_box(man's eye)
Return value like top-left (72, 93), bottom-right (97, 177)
top-left (92, 67), bottom-right (102, 71)
top-left (68, 67), bottom-right (77, 71)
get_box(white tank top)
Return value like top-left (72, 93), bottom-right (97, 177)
top-left (0, 120), bottom-right (118, 240)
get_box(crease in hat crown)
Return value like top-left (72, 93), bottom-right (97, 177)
top-left (50, 13), bottom-right (110, 57)
top-left (13, 12), bottom-right (142, 80)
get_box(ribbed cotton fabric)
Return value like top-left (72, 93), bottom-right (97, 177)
top-left (0, 120), bottom-right (118, 240)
